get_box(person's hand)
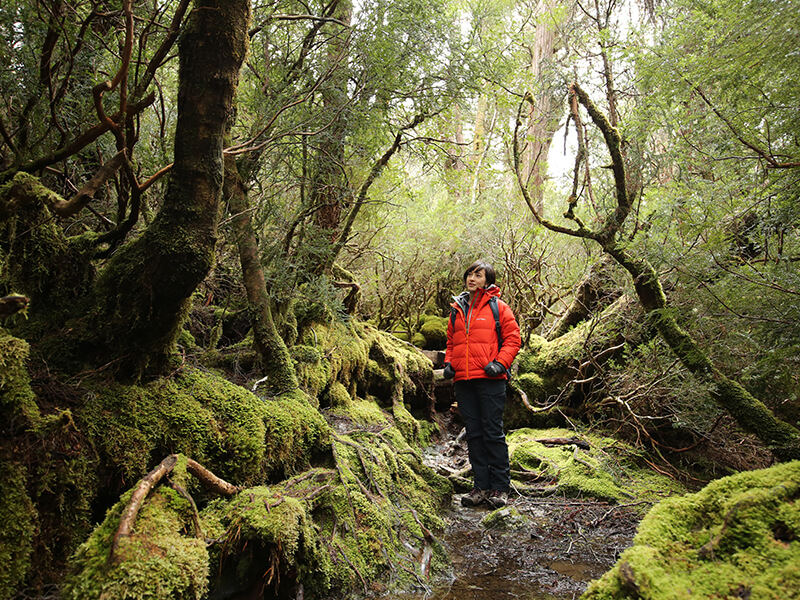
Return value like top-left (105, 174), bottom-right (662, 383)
top-left (443, 363), bottom-right (456, 379)
top-left (484, 360), bottom-right (506, 377)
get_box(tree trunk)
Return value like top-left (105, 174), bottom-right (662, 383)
top-left (84, 0), bottom-right (251, 378)
top-left (519, 0), bottom-right (562, 217)
top-left (224, 153), bottom-right (299, 394)
top-left (513, 82), bottom-right (800, 462)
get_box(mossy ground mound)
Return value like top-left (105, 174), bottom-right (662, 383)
top-left (506, 427), bottom-right (686, 504)
top-left (582, 460), bottom-right (800, 599)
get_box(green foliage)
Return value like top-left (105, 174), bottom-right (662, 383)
top-left (583, 460), bottom-right (800, 600)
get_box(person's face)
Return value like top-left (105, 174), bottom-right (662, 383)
top-left (465, 268), bottom-right (487, 292)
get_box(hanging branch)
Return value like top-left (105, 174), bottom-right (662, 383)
top-left (691, 85), bottom-right (800, 169)
top-left (328, 112), bottom-right (429, 266)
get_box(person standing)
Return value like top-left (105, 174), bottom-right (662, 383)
top-left (443, 260), bottom-right (521, 508)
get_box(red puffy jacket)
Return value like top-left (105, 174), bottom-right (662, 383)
top-left (444, 285), bottom-right (521, 381)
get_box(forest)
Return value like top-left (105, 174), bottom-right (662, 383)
top-left (0, 0), bottom-right (798, 598)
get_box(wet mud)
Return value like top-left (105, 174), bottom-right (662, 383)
top-left (378, 493), bottom-right (641, 600)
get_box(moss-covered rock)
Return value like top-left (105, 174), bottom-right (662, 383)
top-left (582, 460), bottom-right (800, 599)
top-left (418, 315), bottom-right (448, 350)
top-left (481, 506), bottom-right (528, 531)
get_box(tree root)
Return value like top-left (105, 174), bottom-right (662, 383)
top-left (110, 454), bottom-right (239, 562)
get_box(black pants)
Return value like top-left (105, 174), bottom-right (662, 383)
top-left (454, 379), bottom-right (510, 492)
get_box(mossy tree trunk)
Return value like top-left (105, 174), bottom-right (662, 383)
top-left (224, 152), bottom-right (299, 393)
top-left (513, 83), bottom-right (800, 462)
top-left (78, 0), bottom-right (251, 378)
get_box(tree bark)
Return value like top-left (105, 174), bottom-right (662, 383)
top-left (81, 0), bottom-right (251, 379)
top-left (519, 0), bottom-right (563, 217)
top-left (307, 0), bottom-right (351, 275)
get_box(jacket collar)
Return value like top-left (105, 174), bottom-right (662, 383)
top-left (453, 284), bottom-right (500, 314)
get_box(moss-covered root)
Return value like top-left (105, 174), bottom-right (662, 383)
top-left (582, 460), bottom-right (800, 600)
top-left (62, 487), bottom-right (210, 600)
top-left (202, 427), bottom-right (453, 598)
top-left (64, 427), bottom-right (453, 599)
top-left (62, 454), bottom-right (239, 600)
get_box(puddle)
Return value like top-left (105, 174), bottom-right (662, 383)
top-left (545, 560), bottom-right (604, 582)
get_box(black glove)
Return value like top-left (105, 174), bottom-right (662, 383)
top-left (443, 363), bottom-right (455, 380)
top-left (484, 360), bottom-right (506, 377)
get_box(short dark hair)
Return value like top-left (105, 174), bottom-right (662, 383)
top-left (463, 260), bottom-right (496, 286)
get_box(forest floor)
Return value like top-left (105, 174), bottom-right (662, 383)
top-left (373, 412), bottom-right (645, 600)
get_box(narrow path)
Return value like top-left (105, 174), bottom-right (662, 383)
top-left (376, 413), bottom-right (643, 600)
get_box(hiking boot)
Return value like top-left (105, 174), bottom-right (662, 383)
top-left (461, 489), bottom-right (490, 507)
top-left (487, 490), bottom-right (508, 508)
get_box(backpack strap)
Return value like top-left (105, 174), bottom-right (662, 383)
top-left (488, 296), bottom-right (502, 350)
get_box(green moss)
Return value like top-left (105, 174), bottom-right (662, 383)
top-left (583, 461), bottom-right (800, 600)
top-left (203, 486), bottom-right (329, 596)
top-left (79, 369), bottom-right (267, 484)
top-left (419, 315), bottom-right (447, 350)
top-left (260, 392), bottom-right (331, 480)
top-left (292, 341), bottom-right (331, 399)
top-left (199, 425), bottom-right (451, 597)
top-left (0, 330), bottom-right (39, 423)
top-left (331, 396), bottom-right (390, 427)
top-left (392, 401), bottom-right (423, 447)
top-left (508, 428), bottom-right (685, 504)
top-left (76, 368), bottom-right (330, 488)
top-left (325, 380), bottom-right (353, 408)
top-left (0, 461), bottom-right (36, 600)
top-left (63, 486), bottom-right (210, 600)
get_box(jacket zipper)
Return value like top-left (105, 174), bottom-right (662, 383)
top-left (464, 293), bottom-right (479, 380)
